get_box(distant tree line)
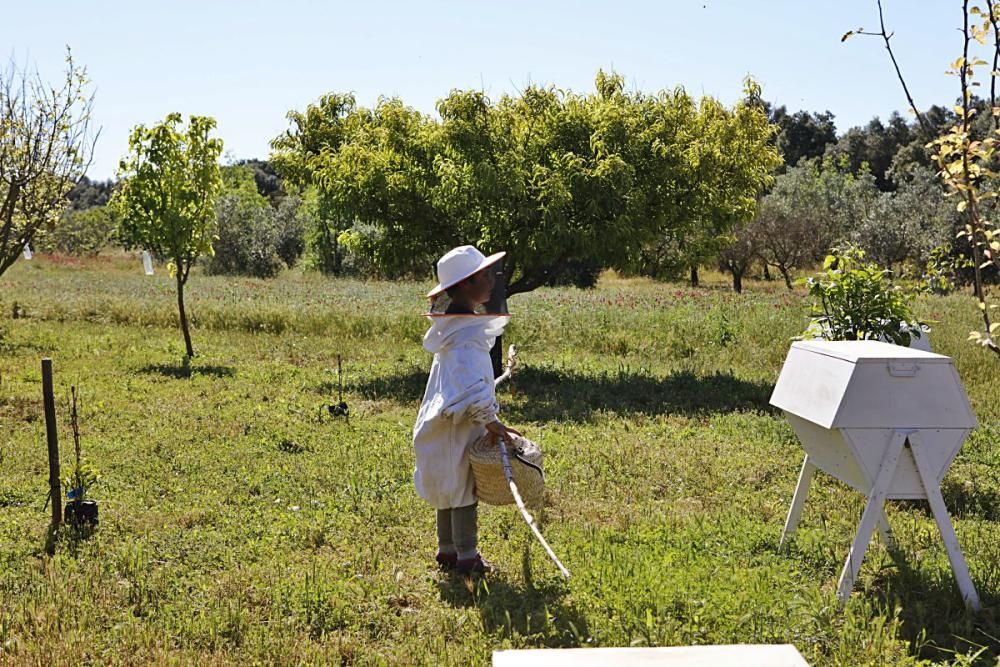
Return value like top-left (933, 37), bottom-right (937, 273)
top-left (11, 56), bottom-right (995, 295)
top-left (711, 97), bottom-right (997, 292)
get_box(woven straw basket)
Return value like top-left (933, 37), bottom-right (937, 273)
top-left (469, 433), bottom-right (544, 508)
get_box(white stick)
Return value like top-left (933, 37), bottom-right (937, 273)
top-left (498, 435), bottom-right (570, 579)
top-left (141, 250), bottom-right (154, 275)
top-left (494, 345), bottom-right (517, 388)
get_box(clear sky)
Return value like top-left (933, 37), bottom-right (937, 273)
top-left (1, 1), bottom-right (971, 179)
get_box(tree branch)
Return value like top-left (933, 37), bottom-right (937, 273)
top-left (856, 0), bottom-right (932, 135)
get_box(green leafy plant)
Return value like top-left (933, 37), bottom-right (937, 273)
top-left (921, 245), bottom-right (973, 295)
top-left (800, 246), bottom-right (925, 346)
top-left (62, 460), bottom-right (101, 504)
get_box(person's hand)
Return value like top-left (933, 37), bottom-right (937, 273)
top-left (486, 420), bottom-right (520, 444)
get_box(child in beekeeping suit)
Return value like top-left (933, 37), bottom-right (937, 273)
top-left (413, 245), bottom-right (518, 575)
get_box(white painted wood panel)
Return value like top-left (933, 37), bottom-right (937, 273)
top-left (493, 644), bottom-right (809, 666)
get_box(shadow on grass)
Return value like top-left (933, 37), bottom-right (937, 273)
top-left (42, 521), bottom-right (97, 556)
top-left (940, 477), bottom-right (1000, 523)
top-left (0, 395), bottom-right (43, 423)
top-left (349, 363), bottom-right (773, 421)
top-left (870, 550), bottom-right (999, 663)
top-left (436, 543), bottom-right (589, 648)
top-left (139, 362), bottom-right (235, 379)
top-left (0, 490), bottom-right (29, 508)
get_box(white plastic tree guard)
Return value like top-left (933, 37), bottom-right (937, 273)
top-left (771, 340), bottom-right (981, 611)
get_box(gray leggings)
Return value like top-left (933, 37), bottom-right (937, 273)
top-left (437, 503), bottom-right (478, 560)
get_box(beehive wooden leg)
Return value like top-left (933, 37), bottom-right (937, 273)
top-left (780, 455), bottom-right (815, 549)
top-left (836, 431), bottom-right (906, 603)
top-left (908, 433), bottom-right (982, 612)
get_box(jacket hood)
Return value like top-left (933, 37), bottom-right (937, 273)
top-left (423, 315), bottom-right (510, 354)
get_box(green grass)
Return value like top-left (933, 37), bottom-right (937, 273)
top-left (1, 254), bottom-right (998, 665)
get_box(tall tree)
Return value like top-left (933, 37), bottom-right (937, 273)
top-left (323, 98), bottom-right (446, 279)
top-left (0, 50), bottom-right (96, 277)
top-left (767, 104), bottom-right (837, 168)
top-left (631, 79), bottom-right (781, 283)
top-left (274, 73), bottom-right (779, 294)
top-left (756, 157), bottom-right (878, 288)
top-left (826, 112), bottom-right (914, 190)
top-left (270, 93), bottom-right (359, 274)
top-left (111, 114), bottom-right (223, 357)
top-left (431, 74), bottom-right (640, 295)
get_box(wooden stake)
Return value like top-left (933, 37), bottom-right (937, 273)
top-left (41, 358), bottom-right (61, 526)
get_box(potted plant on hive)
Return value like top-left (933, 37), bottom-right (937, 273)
top-left (800, 245), bottom-right (929, 348)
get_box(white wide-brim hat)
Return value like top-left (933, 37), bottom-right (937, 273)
top-left (427, 245), bottom-right (506, 298)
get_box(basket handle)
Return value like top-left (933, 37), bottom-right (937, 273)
top-left (512, 449), bottom-right (544, 481)
top-left (495, 432), bottom-right (544, 482)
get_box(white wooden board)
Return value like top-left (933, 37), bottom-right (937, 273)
top-left (492, 644), bottom-right (809, 666)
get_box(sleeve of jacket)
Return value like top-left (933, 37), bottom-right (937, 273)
top-left (440, 356), bottom-right (498, 425)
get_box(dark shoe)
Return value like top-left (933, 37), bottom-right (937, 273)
top-left (436, 552), bottom-right (458, 570)
top-left (456, 554), bottom-right (492, 575)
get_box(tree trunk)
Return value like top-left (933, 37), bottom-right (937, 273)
top-left (486, 261), bottom-right (507, 378)
top-left (689, 266), bottom-right (699, 287)
top-left (176, 273), bottom-right (194, 357)
top-left (316, 216), bottom-right (339, 276)
top-left (780, 266), bottom-right (793, 290)
top-left (733, 271), bottom-right (743, 294)
top-left (333, 226), bottom-right (342, 275)
top-left (762, 263), bottom-right (772, 281)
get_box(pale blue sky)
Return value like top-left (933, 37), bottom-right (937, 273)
top-left (1, 1), bottom-right (969, 179)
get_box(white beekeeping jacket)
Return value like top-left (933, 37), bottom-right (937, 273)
top-left (412, 314), bottom-right (509, 509)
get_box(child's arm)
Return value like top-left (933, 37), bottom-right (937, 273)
top-left (441, 356), bottom-right (520, 441)
top-left (441, 377), bottom-right (495, 421)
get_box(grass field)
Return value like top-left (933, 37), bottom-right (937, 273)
top-left (1, 254), bottom-right (998, 665)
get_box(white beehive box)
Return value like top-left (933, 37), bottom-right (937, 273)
top-left (771, 340), bottom-right (981, 609)
top-left (771, 340), bottom-right (975, 498)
